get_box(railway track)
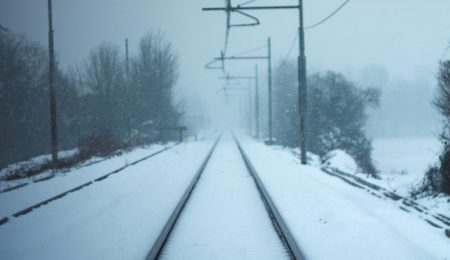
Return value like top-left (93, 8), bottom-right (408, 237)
top-left (147, 134), bottom-right (305, 260)
top-left (289, 149), bottom-right (450, 236)
top-left (0, 143), bottom-right (180, 226)
top-left (321, 167), bottom-right (450, 231)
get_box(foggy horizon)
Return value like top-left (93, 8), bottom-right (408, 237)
top-left (1, 1), bottom-right (450, 259)
top-left (1, 0), bottom-right (449, 134)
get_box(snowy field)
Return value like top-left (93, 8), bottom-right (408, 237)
top-left (324, 136), bottom-right (449, 219)
top-left (0, 140), bottom-right (216, 259)
top-left (0, 144), bottom-right (171, 192)
top-left (0, 143), bottom-right (175, 218)
top-left (372, 137), bottom-right (442, 195)
top-left (241, 138), bottom-right (450, 259)
top-left (0, 134), bottom-right (449, 259)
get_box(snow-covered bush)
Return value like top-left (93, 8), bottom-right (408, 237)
top-left (78, 130), bottom-right (126, 159)
top-left (323, 149), bottom-right (359, 174)
top-left (441, 146), bottom-right (450, 194)
top-left (273, 66), bottom-right (379, 176)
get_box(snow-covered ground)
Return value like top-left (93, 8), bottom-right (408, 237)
top-left (0, 139), bottom-right (216, 259)
top-left (372, 137), bottom-right (442, 196)
top-left (241, 138), bottom-right (450, 259)
top-left (324, 137), bottom-right (449, 217)
top-left (1, 134), bottom-right (448, 259)
top-left (372, 137), bottom-right (450, 221)
top-left (0, 144), bottom-right (174, 192)
top-left (325, 137), bottom-right (442, 197)
top-left (0, 143), bottom-right (172, 218)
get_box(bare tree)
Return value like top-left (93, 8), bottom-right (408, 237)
top-left (435, 61), bottom-right (450, 122)
top-left (0, 27), bottom-right (50, 166)
top-left (81, 43), bottom-right (126, 133)
top-left (434, 60), bottom-right (450, 194)
top-left (0, 27), bottom-right (181, 168)
top-left (131, 31), bottom-right (179, 128)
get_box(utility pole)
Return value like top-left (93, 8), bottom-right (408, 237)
top-left (298, 0), bottom-right (307, 164)
top-left (48, 0), bottom-right (58, 166)
top-left (219, 74), bottom-right (256, 136)
top-left (255, 65), bottom-right (259, 139)
top-left (208, 39), bottom-right (272, 143)
top-left (247, 78), bottom-right (252, 136)
top-left (267, 37), bottom-right (273, 144)
top-left (125, 38), bottom-right (131, 135)
top-left (203, 1), bottom-right (308, 163)
top-left (125, 38), bottom-right (130, 80)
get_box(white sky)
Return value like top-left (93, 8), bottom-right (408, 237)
top-left (1, 0), bottom-right (450, 121)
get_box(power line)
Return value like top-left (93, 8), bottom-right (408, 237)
top-left (230, 45), bottom-right (267, 57)
top-left (278, 0), bottom-right (351, 69)
top-left (234, 66), bottom-right (254, 77)
top-left (441, 42), bottom-right (450, 60)
top-left (239, 0), bottom-right (261, 6)
top-left (278, 32), bottom-right (298, 68)
top-left (224, 26), bottom-right (230, 54)
top-left (202, 2), bottom-right (308, 163)
top-left (305, 0), bottom-right (350, 30)
top-left (223, 1), bottom-right (261, 55)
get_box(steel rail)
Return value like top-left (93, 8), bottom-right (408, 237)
top-left (233, 135), bottom-right (306, 260)
top-left (148, 134), bottom-right (305, 259)
top-left (146, 135), bottom-right (222, 260)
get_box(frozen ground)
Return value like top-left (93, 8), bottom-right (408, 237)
top-left (372, 137), bottom-right (442, 196)
top-left (324, 137), bottom-right (449, 217)
top-left (0, 143), bottom-right (171, 218)
top-left (373, 137), bottom-right (449, 219)
top-left (0, 140), bottom-right (215, 259)
top-left (241, 138), bottom-right (450, 259)
top-left (0, 144), bottom-right (173, 192)
top-left (0, 134), bottom-right (448, 259)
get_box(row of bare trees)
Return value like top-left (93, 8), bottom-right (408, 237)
top-left (0, 26), bottom-right (180, 167)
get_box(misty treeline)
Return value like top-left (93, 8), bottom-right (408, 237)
top-left (420, 60), bottom-right (450, 195)
top-left (363, 68), bottom-right (440, 138)
top-left (273, 62), bottom-right (380, 175)
top-left (0, 26), bottom-right (180, 168)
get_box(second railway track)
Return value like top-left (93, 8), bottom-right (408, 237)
top-left (0, 143), bottom-right (179, 226)
top-left (147, 134), bottom-right (305, 260)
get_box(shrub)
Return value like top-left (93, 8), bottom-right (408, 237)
top-left (273, 67), bottom-right (380, 176)
top-left (439, 144), bottom-right (450, 194)
top-left (78, 130), bottom-right (125, 159)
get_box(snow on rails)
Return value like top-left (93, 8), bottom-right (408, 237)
top-left (0, 144), bottom-right (178, 226)
top-left (147, 134), bottom-right (305, 260)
